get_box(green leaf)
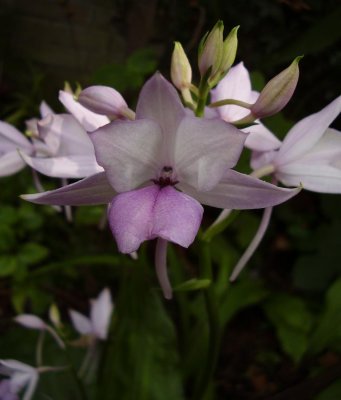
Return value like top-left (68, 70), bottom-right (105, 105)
top-left (18, 242), bottom-right (49, 265)
top-left (315, 379), bottom-right (341, 400)
top-left (263, 293), bottom-right (314, 362)
top-left (99, 265), bottom-right (184, 400)
top-left (0, 255), bottom-right (18, 276)
top-left (174, 278), bottom-right (211, 292)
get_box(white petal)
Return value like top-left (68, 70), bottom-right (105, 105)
top-left (276, 162), bottom-right (341, 193)
top-left (174, 116), bottom-right (246, 191)
top-left (276, 96), bottom-right (341, 165)
top-left (20, 152), bottom-right (103, 179)
top-left (14, 315), bottom-right (46, 330)
top-left (90, 288), bottom-right (113, 340)
top-left (21, 172), bottom-right (115, 206)
top-left (69, 310), bottom-right (92, 336)
top-left (178, 169), bottom-right (299, 209)
top-left (0, 360), bottom-right (35, 374)
top-left (0, 121), bottom-right (32, 150)
top-left (59, 90), bottom-right (110, 132)
top-left (0, 151), bottom-right (27, 177)
top-left (211, 62), bottom-right (254, 122)
top-left (244, 123), bottom-right (282, 152)
top-left (39, 101), bottom-right (54, 118)
top-left (91, 119), bottom-right (163, 192)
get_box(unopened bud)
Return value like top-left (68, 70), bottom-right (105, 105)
top-left (171, 42), bottom-right (192, 90)
top-left (78, 86), bottom-right (129, 118)
top-left (251, 56), bottom-right (303, 119)
top-left (49, 304), bottom-right (62, 328)
top-left (220, 26), bottom-right (239, 75)
top-left (198, 21), bottom-right (224, 78)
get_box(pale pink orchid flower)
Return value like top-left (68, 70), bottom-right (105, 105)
top-left (0, 360), bottom-right (38, 400)
top-left (69, 288), bottom-right (113, 341)
top-left (230, 96), bottom-right (341, 281)
top-left (22, 73), bottom-right (300, 298)
top-left (211, 62), bottom-right (282, 153)
top-left (14, 314), bottom-right (65, 349)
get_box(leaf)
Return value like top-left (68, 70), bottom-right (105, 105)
top-left (174, 278), bottom-right (211, 292)
top-left (18, 242), bottom-right (49, 265)
top-left (263, 293), bottom-right (314, 362)
top-left (0, 255), bottom-right (18, 276)
top-left (315, 379), bottom-right (341, 400)
top-left (98, 264), bottom-right (184, 400)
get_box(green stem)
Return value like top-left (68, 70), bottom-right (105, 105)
top-left (64, 349), bottom-right (89, 400)
top-left (195, 79), bottom-right (210, 117)
top-left (192, 243), bottom-right (221, 400)
top-left (209, 98), bottom-right (252, 109)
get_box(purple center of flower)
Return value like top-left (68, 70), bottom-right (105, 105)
top-left (152, 166), bottom-right (179, 187)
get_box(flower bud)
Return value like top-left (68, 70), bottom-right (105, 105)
top-left (198, 21), bottom-right (224, 78)
top-left (78, 85), bottom-right (128, 118)
top-left (219, 26), bottom-right (239, 75)
top-left (171, 42), bottom-right (192, 90)
top-left (251, 56), bottom-right (303, 119)
top-left (49, 303), bottom-right (62, 328)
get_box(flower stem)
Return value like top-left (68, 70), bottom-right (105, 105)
top-left (195, 79), bottom-right (210, 117)
top-left (64, 349), bottom-right (89, 400)
top-left (192, 242), bottom-right (221, 400)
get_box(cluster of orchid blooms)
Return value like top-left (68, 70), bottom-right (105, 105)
top-left (0, 21), bottom-right (340, 399)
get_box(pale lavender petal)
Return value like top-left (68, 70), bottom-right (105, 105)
top-left (0, 360), bottom-right (34, 374)
top-left (39, 101), bottom-right (54, 118)
top-left (90, 288), bottom-right (113, 340)
top-left (230, 206), bottom-right (273, 281)
top-left (174, 116), bottom-right (247, 191)
top-left (36, 114), bottom-right (61, 156)
top-left (178, 169), bottom-right (299, 209)
top-left (0, 380), bottom-right (18, 400)
top-left (152, 186), bottom-right (203, 247)
top-left (91, 119), bottom-right (162, 192)
top-left (108, 185), bottom-right (203, 253)
top-left (14, 315), bottom-right (46, 330)
top-left (21, 172), bottom-right (115, 205)
top-left (276, 162), bottom-right (341, 193)
top-left (250, 149), bottom-right (278, 170)
top-left (22, 371), bottom-right (38, 400)
top-left (211, 62), bottom-right (254, 122)
top-left (136, 73), bottom-right (186, 145)
top-left (244, 123), bottom-right (282, 152)
top-left (20, 152), bottom-right (102, 179)
top-left (108, 185), bottom-right (158, 253)
top-left (0, 121), bottom-right (32, 150)
top-left (59, 91), bottom-right (110, 132)
top-left (276, 96), bottom-right (341, 165)
top-left (0, 152), bottom-right (27, 177)
top-left (155, 238), bottom-right (172, 299)
top-left (69, 310), bottom-right (92, 336)
top-left (78, 86), bottom-right (128, 116)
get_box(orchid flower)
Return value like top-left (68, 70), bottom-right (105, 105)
top-left (14, 314), bottom-right (65, 349)
top-left (0, 360), bottom-right (39, 400)
top-left (22, 73), bottom-right (300, 298)
top-left (20, 113), bottom-right (103, 179)
top-left (211, 62), bottom-right (282, 153)
top-left (250, 96), bottom-right (341, 193)
top-left (229, 96), bottom-right (341, 281)
top-left (69, 288), bottom-right (113, 341)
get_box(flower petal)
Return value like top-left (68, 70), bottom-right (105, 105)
top-left (91, 119), bottom-right (163, 192)
top-left (20, 153), bottom-right (102, 179)
top-left (108, 185), bottom-right (203, 253)
top-left (21, 172), bottom-right (115, 205)
top-left (0, 121), bottom-right (32, 150)
top-left (78, 85), bottom-right (128, 116)
top-left (178, 169), bottom-right (299, 209)
top-left (59, 90), bottom-right (110, 132)
top-left (276, 162), bottom-right (341, 193)
top-left (69, 310), bottom-right (92, 336)
top-left (211, 62), bottom-right (254, 122)
top-left (0, 151), bottom-right (27, 177)
top-left (90, 288), bottom-right (113, 340)
top-left (244, 123), bottom-right (282, 152)
top-left (175, 116), bottom-right (247, 191)
top-left (14, 315), bottom-right (46, 330)
top-left (136, 72), bottom-right (186, 142)
top-left (276, 96), bottom-right (341, 165)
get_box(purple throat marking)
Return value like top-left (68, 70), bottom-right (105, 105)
top-left (152, 166), bottom-right (179, 187)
